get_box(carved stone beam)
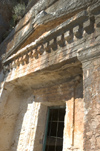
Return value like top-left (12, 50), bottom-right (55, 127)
top-left (44, 42), bottom-right (50, 52)
top-left (56, 34), bottom-right (65, 47)
top-left (64, 30), bottom-right (73, 42)
top-left (83, 18), bottom-right (94, 33)
top-left (15, 58), bottom-right (20, 67)
top-left (22, 54), bottom-right (29, 64)
top-left (49, 38), bottom-right (57, 50)
top-left (18, 56), bottom-right (23, 65)
top-left (73, 25), bottom-right (82, 38)
top-left (32, 49), bottom-right (38, 58)
top-left (37, 45), bottom-right (44, 55)
top-left (28, 50), bottom-right (33, 59)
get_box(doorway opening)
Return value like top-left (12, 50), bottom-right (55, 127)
top-left (44, 107), bottom-right (65, 151)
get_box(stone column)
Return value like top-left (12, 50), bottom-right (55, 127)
top-left (78, 45), bottom-right (100, 151)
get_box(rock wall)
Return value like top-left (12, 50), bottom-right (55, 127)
top-left (0, 78), bottom-right (83, 151)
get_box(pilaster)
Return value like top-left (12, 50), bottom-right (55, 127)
top-left (77, 45), bottom-right (100, 151)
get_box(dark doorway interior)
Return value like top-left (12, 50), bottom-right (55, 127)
top-left (45, 107), bottom-right (65, 151)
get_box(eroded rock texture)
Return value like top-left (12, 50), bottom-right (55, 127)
top-left (0, 0), bottom-right (100, 151)
top-left (82, 58), bottom-right (100, 151)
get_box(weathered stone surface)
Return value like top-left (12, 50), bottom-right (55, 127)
top-left (83, 58), bottom-right (100, 151)
top-left (77, 42), bottom-right (100, 151)
top-left (0, 0), bottom-right (100, 151)
top-left (0, 0), bottom-right (99, 60)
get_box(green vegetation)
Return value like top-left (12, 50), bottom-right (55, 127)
top-left (12, 3), bottom-right (26, 24)
top-left (1, 0), bottom-right (32, 41)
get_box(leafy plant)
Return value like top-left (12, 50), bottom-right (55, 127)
top-left (13, 3), bottom-right (26, 24)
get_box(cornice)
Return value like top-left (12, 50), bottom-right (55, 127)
top-left (1, 0), bottom-right (99, 61)
top-left (3, 10), bottom-right (88, 63)
top-left (2, 4), bottom-right (100, 74)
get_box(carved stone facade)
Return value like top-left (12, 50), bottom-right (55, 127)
top-left (0, 0), bottom-right (100, 151)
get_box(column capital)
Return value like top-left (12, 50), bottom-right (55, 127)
top-left (77, 43), bottom-right (100, 63)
